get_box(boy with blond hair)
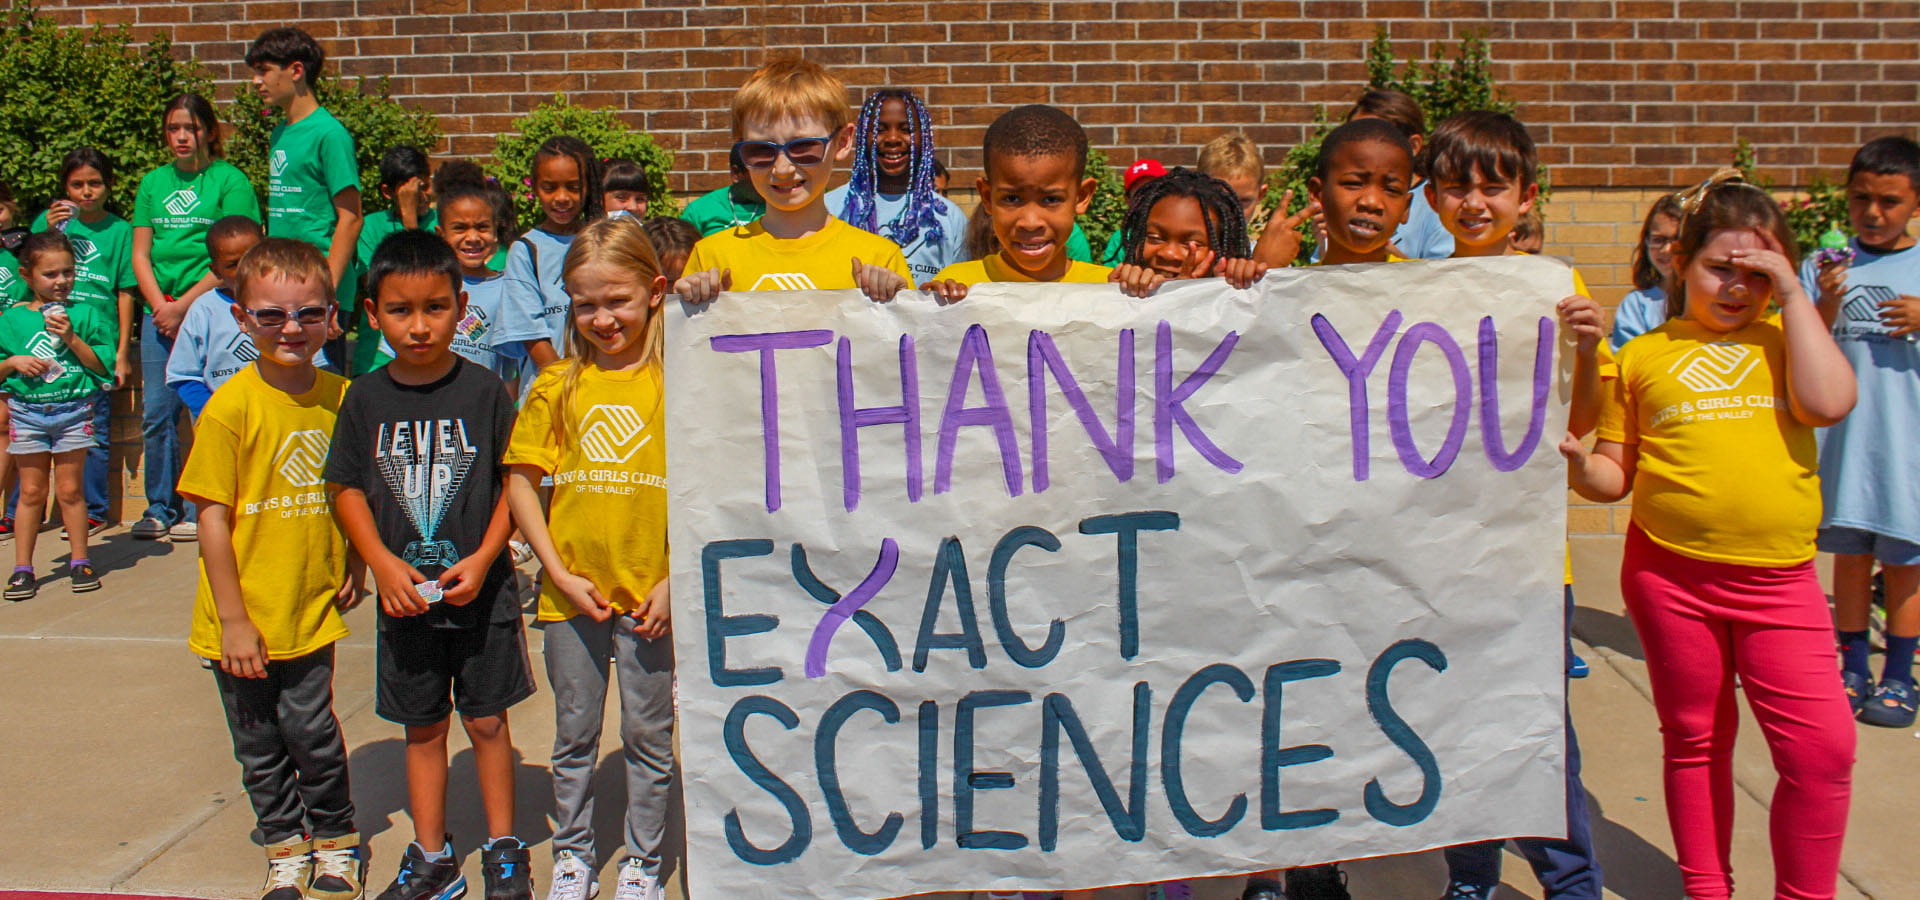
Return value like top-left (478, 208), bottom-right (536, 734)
top-left (675, 58), bottom-right (913, 303)
top-left (1198, 131), bottom-right (1266, 226)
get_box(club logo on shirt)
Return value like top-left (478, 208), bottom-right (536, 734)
top-left (163, 189), bottom-right (201, 217)
top-left (270, 151), bottom-right (289, 178)
top-left (67, 236), bottom-right (98, 265)
top-left (375, 418), bottom-right (477, 568)
top-left (1839, 284), bottom-right (1898, 336)
top-left (579, 404), bottom-right (650, 464)
top-left (1668, 342), bottom-right (1759, 393)
top-left (274, 429), bottom-right (331, 487)
top-left (0, 268), bottom-right (16, 290)
top-left (749, 273), bottom-right (818, 291)
top-left (226, 332), bottom-right (259, 363)
top-left (24, 332), bottom-right (60, 360)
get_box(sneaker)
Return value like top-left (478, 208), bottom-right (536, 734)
top-left (309, 832), bottom-right (367, 900)
top-left (545, 851), bottom-right (597, 900)
top-left (1242, 879), bottom-right (1288, 900)
top-left (1285, 865), bottom-right (1351, 900)
top-left (69, 562), bottom-right (100, 593)
top-left (5, 570), bottom-right (36, 601)
top-left (0, 516), bottom-right (13, 540)
top-left (131, 516), bottom-right (170, 540)
top-left (1439, 881), bottom-right (1496, 900)
top-left (611, 858), bottom-right (660, 900)
top-left (262, 835), bottom-right (314, 900)
top-left (59, 516), bottom-right (110, 539)
top-left (481, 837), bottom-right (534, 900)
top-left (374, 839), bottom-right (466, 900)
top-left (1568, 652), bottom-right (1590, 678)
top-left (1843, 669), bottom-right (1873, 717)
top-left (170, 520), bottom-right (199, 541)
top-left (1860, 678), bottom-right (1918, 728)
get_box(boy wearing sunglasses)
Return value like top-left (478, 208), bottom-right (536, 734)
top-left (676, 59), bottom-right (914, 304)
top-left (178, 237), bottom-right (367, 900)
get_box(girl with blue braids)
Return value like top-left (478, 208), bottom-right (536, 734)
top-left (825, 88), bottom-right (969, 284)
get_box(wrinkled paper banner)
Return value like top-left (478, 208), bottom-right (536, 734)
top-left (667, 255), bottom-right (1574, 900)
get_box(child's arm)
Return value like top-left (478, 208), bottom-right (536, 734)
top-left (327, 484), bottom-right (432, 617)
top-left (197, 499), bottom-right (270, 679)
top-left (437, 478), bottom-right (514, 607)
top-left (1558, 294), bottom-right (1607, 437)
top-left (45, 309), bottom-right (108, 376)
top-left (114, 289), bottom-right (135, 387)
top-left (506, 464), bottom-right (611, 621)
top-left (326, 188), bottom-right (363, 298)
top-left (1812, 257), bottom-right (1848, 329)
top-left (0, 354), bottom-right (51, 379)
top-left (1559, 435), bottom-right (1636, 503)
top-left (851, 257), bottom-right (910, 302)
top-left (336, 547), bottom-right (366, 611)
top-left (131, 226), bottom-right (167, 315)
top-left (173, 379), bottom-right (213, 419)
top-left (1737, 243), bottom-right (1855, 426)
top-left (525, 339), bottom-right (559, 369)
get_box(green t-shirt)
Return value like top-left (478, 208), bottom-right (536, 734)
top-left (680, 185), bottom-right (765, 236)
top-left (132, 159), bottom-right (261, 298)
top-left (1067, 222), bottom-right (1094, 264)
top-left (30, 211), bottom-right (135, 328)
top-left (0, 302), bottom-right (115, 402)
top-left (355, 206), bottom-right (437, 272)
top-left (1099, 229), bottom-right (1124, 267)
top-left (267, 106), bottom-right (359, 251)
top-left (0, 249), bottom-right (25, 307)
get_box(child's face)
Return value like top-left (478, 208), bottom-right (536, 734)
top-left (1218, 171), bottom-right (1262, 223)
top-left (657, 250), bottom-right (689, 286)
top-left (872, 97), bottom-right (915, 180)
top-left (24, 251), bottom-right (75, 303)
top-left (604, 189), bottom-right (648, 217)
top-left (1646, 212), bottom-right (1679, 279)
top-left (1508, 228), bottom-right (1543, 255)
top-left (209, 233), bottom-right (260, 291)
top-left (1310, 139), bottom-right (1414, 260)
top-left (1679, 228), bottom-right (1777, 333)
top-left (533, 154), bottom-right (586, 227)
top-left (738, 113), bottom-right (852, 214)
top-left (437, 196), bottom-right (498, 274)
top-left (568, 261), bottom-right (667, 362)
top-left (1427, 170), bottom-right (1537, 256)
top-left (65, 165), bottom-right (107, 215)
top-left (1139, 195), bottom-right (1215, 278)
top-left (1846, 170), bottom-right (1920, 251)
top-left (933, 169), bottom-right (950, 196)
top-left (249, 62), bottom-right (300, 109)
top-left (164, 108), bottom-right (207, 160)
top-left (369, 271), bottom-right (463, 371)
top-left (233, 276), bottom-right (332, 368)
top-left (977, 151), bottom-right (1095, 279)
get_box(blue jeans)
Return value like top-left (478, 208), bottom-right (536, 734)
top-left (139, 315), bottom-right (192, 526)
top-left (83, 391), bottom-right (109, 520)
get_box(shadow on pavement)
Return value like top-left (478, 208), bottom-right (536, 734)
top-left (1572, 606), bottom-right (1644, 661)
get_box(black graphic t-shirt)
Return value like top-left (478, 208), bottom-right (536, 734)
top-left (325, 357), bottom-right (519, 628)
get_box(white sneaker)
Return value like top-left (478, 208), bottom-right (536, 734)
top-left (169, 520), bottom-right (198, 541)
top-left (546, 851), bottom-right (599, 900)
top-left (612, 858), bottom-right (661, 900)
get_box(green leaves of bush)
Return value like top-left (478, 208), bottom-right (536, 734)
top-left (224, 74), bottom-right (442, 216)
top-left (485, 94), bottom-right (679, 231)
top-left (1078, 147), bottom-right (1128, 253)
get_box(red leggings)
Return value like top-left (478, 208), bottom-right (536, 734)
top-left (1621, 525), bottom-right (1855, 900)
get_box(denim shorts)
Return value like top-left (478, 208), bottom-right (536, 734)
top-left (1817, 525), bottom-right (1920, 566)
top-left (8, 397), bottom-right (95, 455)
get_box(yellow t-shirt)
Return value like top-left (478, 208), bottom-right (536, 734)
top-left (933, 254), bottom-right (1113, 285)
top-left (180, 365), bottom-right (351, 661)
top-left (686, 217), bottom-right (912, 291)
top-left (1596, 314), bottom-right (1819, 566)
top-left (503, 362), bottom-right (668, 621)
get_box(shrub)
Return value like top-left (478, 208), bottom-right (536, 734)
top-left (0, 0), bottom-right (211, 215)
top-left (226, 73), bottom-right (443, 216)
top-left (1077, 146), bottom-right (1127, 253)
top-left (485, 94), bottom-right (678, 230)
top-left (1733, 138), bottom-right (1849, 252)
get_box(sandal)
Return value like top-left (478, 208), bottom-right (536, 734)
top-left (1860, 678), bottom-right (1918, 728)
top-left (1843, 669), bottom-right (1873, 717)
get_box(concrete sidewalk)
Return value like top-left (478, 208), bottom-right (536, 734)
top-left (0, 529), bottom-right (1903, 899)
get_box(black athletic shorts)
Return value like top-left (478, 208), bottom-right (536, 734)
top-left (376, 620), bottom-right (536, 726)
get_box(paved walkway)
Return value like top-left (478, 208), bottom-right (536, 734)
top-left (0, 529), bottom-right (1904, 899)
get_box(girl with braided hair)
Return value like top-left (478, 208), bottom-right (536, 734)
top-left (825, 88), bottom-right (968, 284)
top-left (1108, 167), bottom-right (1270, 297)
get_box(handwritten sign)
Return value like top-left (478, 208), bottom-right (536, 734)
top-left (666, 255), bottom-right (1575, 900)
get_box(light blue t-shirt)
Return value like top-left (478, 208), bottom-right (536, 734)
top-left (453, 272), bottom-right (524, 383)
top-left (826, 185), bottom-right (970, 285)
top-left (498, 227), bottom-right (574, 352)
top-left (1799, 239), bottom-right (1920, 543)
top-left (1395, 184), bottom-right (1455, 260)
top-left (1610, 286), bottom-right (1668, 351)
top-left (165, 287), bottom-right (331, 412)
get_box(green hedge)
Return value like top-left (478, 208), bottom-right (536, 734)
top-left (485, 94), bottom-right (679, 231)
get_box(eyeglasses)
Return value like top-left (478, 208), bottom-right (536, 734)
top-left (243, 305), bottom-right (331, 327)
top-left (733, 136), bottom-right (832, 169)
top-left (1646, 235), bottom-right (1677, 250)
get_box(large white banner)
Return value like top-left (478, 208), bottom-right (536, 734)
top-left (666, 255), bottom-right (1574, 900)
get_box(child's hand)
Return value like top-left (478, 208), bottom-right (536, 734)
top-left (1878, 294), bottom-right (1920, 336)
top-left (1729, 233), bottom-right (1804, 303)
top-left (436, 552), bottom-right (490, 606)
top-left (7, 355), bottom-right (50, 377)
top-left (371, 554), bottom-right (432, 617)
top-left (43, 308), bottom-right (72, 339)
top-left (851, 258), bottom-right (908, 303)
top-left (1251, 190), bottom-right (1319, 268)
top-left (1109, 262), bottom-right (1171, 298)
top-left (631, 578), bottom-right (671, 639)
top-left (920, 278), bottom-right (969, 303)
top-left (219, 617), bottom-right (270, 679)
top-left (152, 298), bottom-right (188, 338)
top-left (1216, 256), bottom-right (1271, 290)
top-left (551, 569), bottom-right (612, 622)
top-left (45, 200), bottom-right (75, 229)
top-left (674, 268), bottom-right (732, 304)
top-left (1815, 256), bottom-right (1849, 305)
top-left (332, 580), bottom-right (364, 612)
top-left (113, 355), bottom-right (132, 389)
top-left (1557, 430), bottom-right (1589, 464)
top-left (1556, 294), bottom-right (1604, 356)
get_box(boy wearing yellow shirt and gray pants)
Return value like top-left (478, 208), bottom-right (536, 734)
top-left (180, 238), bottom-right (364, 900)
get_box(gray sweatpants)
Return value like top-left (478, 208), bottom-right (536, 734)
top-left (545, 614), bottom-right (676, 872)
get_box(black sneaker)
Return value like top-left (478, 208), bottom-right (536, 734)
top-left (480, 836), bottom-right (533, 900)
top-left (0, 516), bottom-right (14, 541)
top-left (1243, 878), bottom-right (1289, 900)
top-left (60, 516), bottom-right (110, 540)
top-left (69, 562), bottom-right (100, 593)
top-left (1285, 865), bottom-right (1351, 900)
top-left (375, 840), bottom-right (467, 900)
top-left (5, 570), bottom-right (36, 601)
